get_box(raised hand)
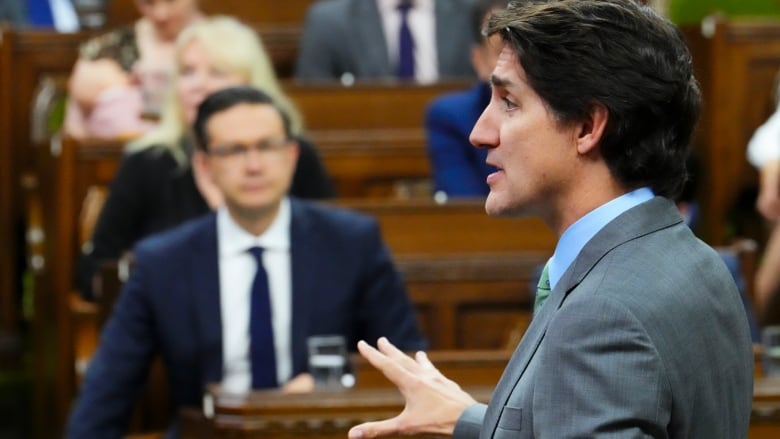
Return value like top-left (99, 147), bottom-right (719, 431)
top-left (348, 337), bottom-right (477, 438)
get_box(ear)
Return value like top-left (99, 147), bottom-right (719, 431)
top-left (192, 150), bottom-right (213, 182)
top-left (575, 102), bottom-right (608, 155)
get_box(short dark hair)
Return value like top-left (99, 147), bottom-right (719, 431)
top-left (488, 0), bottom-right (701, 198)
top-left (193, 85), bottom-right (293, 151)
top-left (471, 0), bottom-right (510, 44)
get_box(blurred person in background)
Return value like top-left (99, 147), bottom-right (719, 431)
top-left (746, 78), bottom-right (780, 323)
top-left (67, 85), bottom-right (424, 439)
top-left (295, 0), bottom-right (474, 84)
top-left (64, 0), bottom-right (203, 139)
top-left (0, 0), bottom-right (26, 26)
top-left (78, 16), bottom-right (335, 300)
top-left (424, 0), bottom-right (508, 198)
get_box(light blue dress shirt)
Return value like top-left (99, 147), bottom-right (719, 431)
top-left (548, 187), bottom-right (655, 290)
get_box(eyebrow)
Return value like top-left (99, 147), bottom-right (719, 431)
top-left (490, 74), bottom-right (512, 89)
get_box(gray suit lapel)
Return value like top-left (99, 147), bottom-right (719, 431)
top-left (560, 197), bottom-right (683, 299)
top-left (352, 0), bottom-right (392, 76)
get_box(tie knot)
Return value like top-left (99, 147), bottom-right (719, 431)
top-left (247, 246), bottom-right (264, 262)
top-left (397, 0), bottom-right (413, 13)
top-left (537, 261), bottom-right (551, 291)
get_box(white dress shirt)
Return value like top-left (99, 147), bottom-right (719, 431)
top-left (50, 0), bottom-right (79, 32)
top-left (747, 106), bottom-right (780, 168)
top-left (377, 0), bottom-right (438, 83)
top-left (217, 199), bottom-right (293, 393)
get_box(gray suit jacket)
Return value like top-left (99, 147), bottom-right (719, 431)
top-left (454, 197), bottom-right (754, 438)
top-left (0, 0), bottom-right (25, 26)
top-left (295, 0), bottom-right (474, 81)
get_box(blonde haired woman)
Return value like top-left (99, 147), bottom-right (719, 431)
top-left (79, 16), bottom-right (334, 299)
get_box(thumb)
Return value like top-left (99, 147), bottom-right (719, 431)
top-left (348, 417), bottom-right (403, 439)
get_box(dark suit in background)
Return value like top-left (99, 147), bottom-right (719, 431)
top-left (78, 138), bottom-right (335, 299)
top-left (295, 0), bottom-right (475, 82)
top-left (0, 0), bottom-right (25, 26)
top-left (425, 82), bottom-right (494, 197)
top-left (67, 198), bottom-right (426, 438)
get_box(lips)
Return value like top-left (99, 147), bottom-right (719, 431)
top-left (486, 169), bottom-right (503, 186)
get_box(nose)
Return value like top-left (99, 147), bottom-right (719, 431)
top-left (243, 147), bottom-right (265, 172)
top-left (469, 102), bottom-right (499, 150)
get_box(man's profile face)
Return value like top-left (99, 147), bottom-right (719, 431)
top-left (202, 103), bottom-right (298, 219)
top-left (469, 46), bottom-right (580, 220)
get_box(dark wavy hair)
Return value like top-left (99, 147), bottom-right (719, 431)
top-left (488, 0), bottom-right (701, 198)
top-left (193, 85), bottom-right (293, 151)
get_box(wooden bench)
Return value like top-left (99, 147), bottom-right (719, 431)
top-left (335, 199), bottom-right (555, 254)
top-left (286, 80), bottom-right (470, 197)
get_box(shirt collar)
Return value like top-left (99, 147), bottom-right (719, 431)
top-left (548, 187), bottom-right (654, 289)
top-left (217, 197), bottom-right (291, 257)
top-left (376, 0), bottom-right (434, 14)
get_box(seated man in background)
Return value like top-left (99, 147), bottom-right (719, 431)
top-left (295, 0), bottom-right (474, 84)
top-left (424, 0), bottom-right (507, 198)
top-left (66, 86), bottom-right (426, 438)
top-left (78, 16), bottom-right (335, 301)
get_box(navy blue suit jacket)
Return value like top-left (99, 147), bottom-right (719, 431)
top-left (425, 82), bottom-right (495, 197)
top-left (66, 198), bottom-right (425, 438)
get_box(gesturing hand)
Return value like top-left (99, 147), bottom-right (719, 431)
top-left (348, 337), bottom-right (477, 438)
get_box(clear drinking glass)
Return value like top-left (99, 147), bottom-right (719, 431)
top-left (761, 325), bottom-right (780, 377)
top-left (307, 334), bottom-right (353, 390)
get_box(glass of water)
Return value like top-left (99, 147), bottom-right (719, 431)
top-left (761, 325), bottom-right (780, 377)
top-left (307, 334), bottom-right (353, 390)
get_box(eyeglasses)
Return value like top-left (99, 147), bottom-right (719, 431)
top-left (208, 138), bottom-right (293, 159)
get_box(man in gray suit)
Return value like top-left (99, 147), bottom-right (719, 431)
top-left (347, 1), bottom-right (754, 438)
top-left (0, 0), bottom-right (25, 26)
top-left (295, 0), bottom-right (475, 83)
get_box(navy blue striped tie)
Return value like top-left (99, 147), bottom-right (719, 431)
top-left (247, 247), bottom-right (277, 389)
top-left (396, 0), bottom-right (415, 79)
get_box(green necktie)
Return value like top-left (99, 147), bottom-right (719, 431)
top-left (533, 262), bottom-right (551, 315)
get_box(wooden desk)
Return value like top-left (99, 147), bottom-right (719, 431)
top-left (178, 375), bottom-right (780, 439)
top-left (180, 349), bottom-right (507, 439)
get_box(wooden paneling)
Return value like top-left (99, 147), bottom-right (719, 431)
top-left (683, 18), bottom-right (780, 244)
top-left (0, 27), bottom-right (14, 332)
